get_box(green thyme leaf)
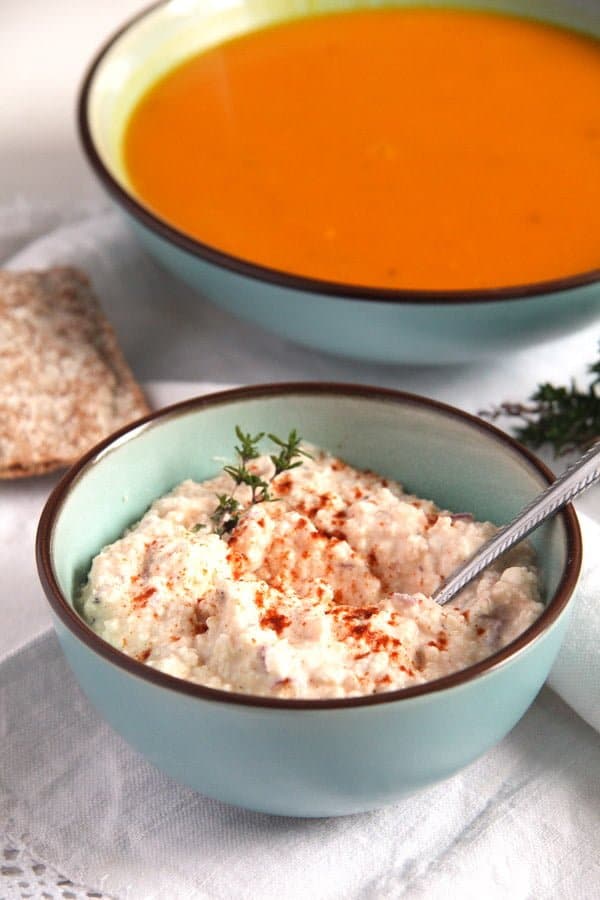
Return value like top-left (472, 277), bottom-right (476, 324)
top-left (234, 427), bottom-right (264, 464)
top-left (481, 345), bottom-right (600, 456)
top-left (211, 428), bottom-right (310, 535)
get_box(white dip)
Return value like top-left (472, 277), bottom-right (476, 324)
top-left (80, 448), bottom-right (543, 698)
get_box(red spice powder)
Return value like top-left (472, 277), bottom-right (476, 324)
top-left (426, 631), bottom-right (449, 651)
top-left (341, 606), bottom-right (378, 623)
top-left (275, 475), bottom-right (293, 494)
top-left (348, 622), bottom-right (369, 639)
top-left (371, 632), bottom-right (400, 652)
top-left (226, 548), bottom-right (246, 580)
top-left (131, 586), bottom-right (156, 609)
top-left (261, 608), bottom-right (291, 635)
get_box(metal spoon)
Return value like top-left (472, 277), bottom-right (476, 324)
top-left (433, 441), bottom-right (600, 607)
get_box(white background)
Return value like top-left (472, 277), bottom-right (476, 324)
top-left (2, 1), bottom-right (146, 211)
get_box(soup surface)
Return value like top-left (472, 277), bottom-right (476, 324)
top-left (124, 8), bottom-right (600, 290)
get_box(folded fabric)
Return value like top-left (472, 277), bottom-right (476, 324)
top-left (547, 512), bottom-right (600, 732)
top-left (1, 633), bottom-right (599, 900)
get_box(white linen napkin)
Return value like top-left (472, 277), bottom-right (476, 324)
top-left (547, 524), bottom-right (600, 732)
top-left (1, 634), bottom-right (600, 900)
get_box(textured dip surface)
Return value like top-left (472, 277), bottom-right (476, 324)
top-left (80, 450), bottom-right (543, 698)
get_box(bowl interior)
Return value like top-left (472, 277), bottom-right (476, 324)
top-left (49, 388), bottom-right (570, 631)
top-left (88, 0), bottom-right (600, 202)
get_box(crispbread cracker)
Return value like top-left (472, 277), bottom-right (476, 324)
top-left (0, 267), bottom-right (150, 478)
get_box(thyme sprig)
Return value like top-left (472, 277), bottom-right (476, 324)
top-left (481, 347), bottom-right (600, 456)
top-left (211, 426), bottom-right (311, 535)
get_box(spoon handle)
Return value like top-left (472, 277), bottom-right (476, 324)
top-left (433, 441), bottom-right (600, 607)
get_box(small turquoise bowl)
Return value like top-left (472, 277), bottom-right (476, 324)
top-left (77, 0), bottom-right (600, 364)
top-left (37, 384), bottom-right (581, 816)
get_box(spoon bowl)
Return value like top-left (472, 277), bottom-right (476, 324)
top-left (435, 441), bottom-right (600, 606)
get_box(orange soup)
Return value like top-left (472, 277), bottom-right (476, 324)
top-left (124, 9), bottom-right (600, 290)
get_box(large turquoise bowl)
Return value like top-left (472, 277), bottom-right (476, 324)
top-left (78, 0), bottom-right (600, 365)
top-left (37, 384), bottom-right (581, 816)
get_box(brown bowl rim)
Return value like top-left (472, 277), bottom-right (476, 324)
top-left (36, 382), bottom-right (582, 710)
top-left (77, 0), bottom-right (600, 306)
